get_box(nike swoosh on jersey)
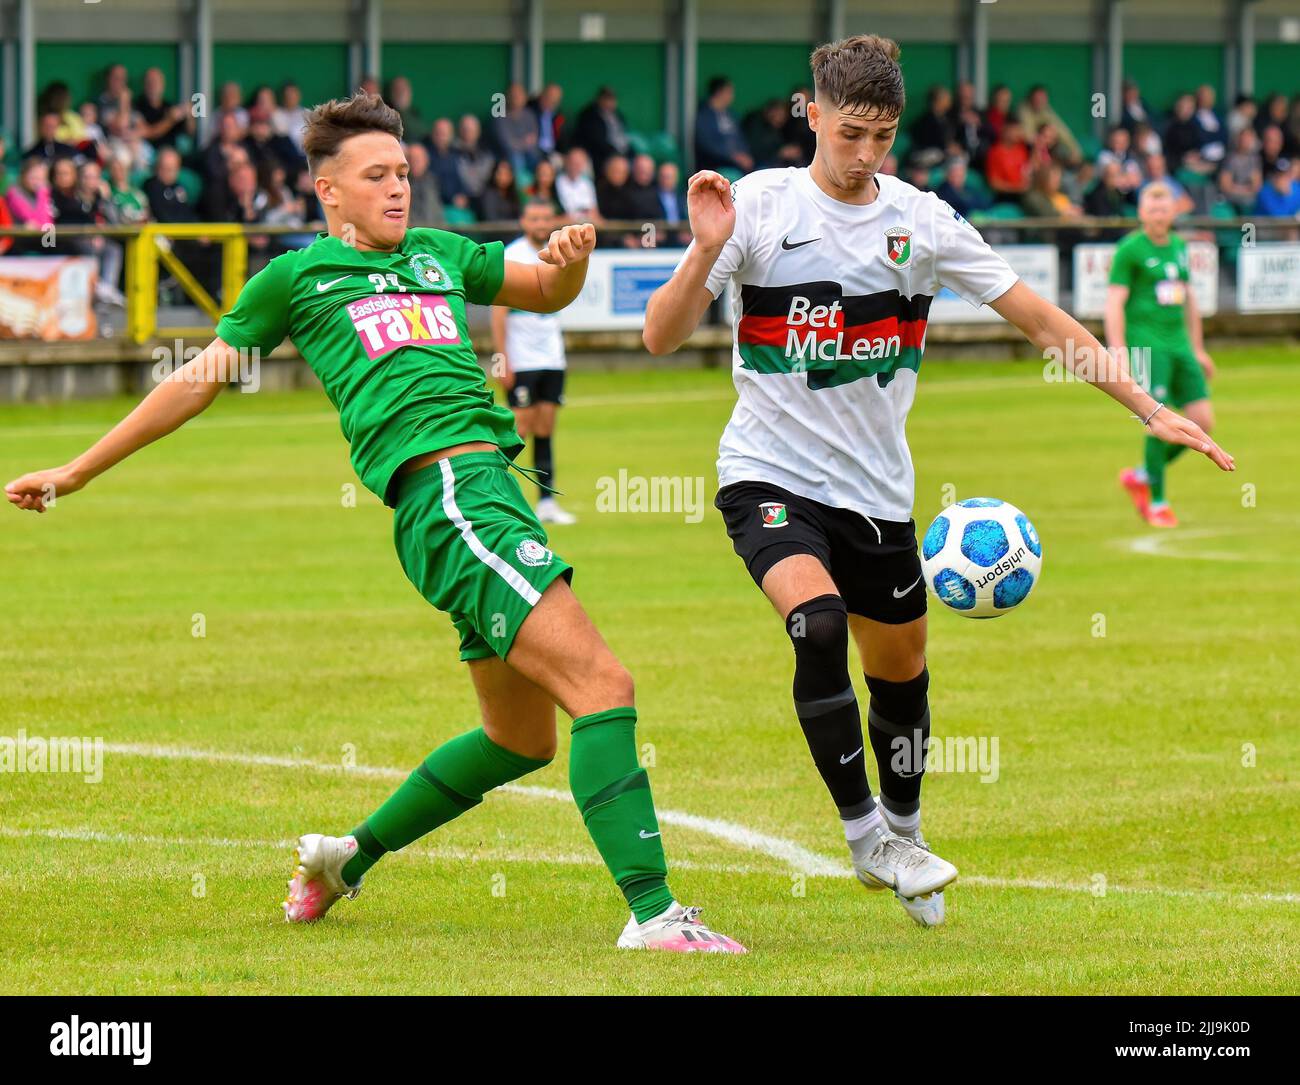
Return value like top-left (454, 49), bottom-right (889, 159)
top-left (893, 575), bottom-right (923, 598)
top-left (839, 747), bottom-right (864, 765)
top-left (316, 275), bottom-right (351, 291)
top-left (781, 235), bottom-right (820, 250)
top-left (638, 830), bottom-right (661, 839)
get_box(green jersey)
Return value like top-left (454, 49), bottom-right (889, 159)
top-left (215, 228), bottom-right (520, 506)
top-left (1108, 229), bottom-right (1193, 351)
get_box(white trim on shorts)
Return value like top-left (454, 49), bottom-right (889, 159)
top-left (439, 458), bottom-right (542, 606)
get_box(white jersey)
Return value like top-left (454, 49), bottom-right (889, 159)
top-left (690, 167), bottom-right (1018, 522)
top-left (503, 235), bottom-right (567, 372)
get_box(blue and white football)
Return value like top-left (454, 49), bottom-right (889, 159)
top-left (920, 498), bottom-right (1043, 618)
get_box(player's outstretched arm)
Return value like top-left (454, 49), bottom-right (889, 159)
top-left (494, 223), bottom-right (595, 314)
top-left (642, 170), bottom-right (735, 355)
top-left (5, 336), bottom-right (244, 513)
top-left (990, 281), bottom-right (1235, 472)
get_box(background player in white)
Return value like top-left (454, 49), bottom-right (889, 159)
top-left (644, 34), bottom-right (1234, 926)
top-left (493, 198), bottom-right (577, 525)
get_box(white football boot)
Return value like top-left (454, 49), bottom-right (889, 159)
top-left (872, 799), bottom-right (948, 927)
top-left (536, 497), bottom-right (577, 525)
top-left (852, 824), bottom-right (957, 903)
top-left (617, 902), bottom-right (748, 953)
top-left (283, 833), bottom-right (363, 923)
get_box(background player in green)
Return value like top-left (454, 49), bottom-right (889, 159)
top-left (1107, 181), bottom-right (1217, 528)
top-left (3, 93), bottom-right (745, 953)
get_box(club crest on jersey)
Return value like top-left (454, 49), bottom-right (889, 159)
top-left (515, 539), bottom-right (553, 567)
top-left (885, 226), bottom-right (912, 268)
top-left (409, 252), bottom-right (449, 288)
top-left (760, 502), bottom-right (788, 528)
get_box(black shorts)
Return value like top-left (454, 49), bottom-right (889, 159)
top-left (715, 480), bottom-right (927, 624)
top-left (507, 369), bottom-right (566, 409)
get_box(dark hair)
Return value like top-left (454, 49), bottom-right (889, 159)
top-left (809, 35), bottom-right (905, 119)
top-left (303, 92), bottom-right (403, 174)
top-left (706, 76), bottom-right (732, 98)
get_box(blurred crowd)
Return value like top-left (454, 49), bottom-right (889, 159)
top-left (3, 63), bottom-right (1300, 301)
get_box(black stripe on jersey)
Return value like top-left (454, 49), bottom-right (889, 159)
top-left (740, 282), bottom-right (932, 325)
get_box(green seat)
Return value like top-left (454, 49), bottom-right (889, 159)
top-left (981, 201), bottom-right (1026, 220)
top-left (643, 130), bottom-right (681, 166)
top-left (626, 131), bottom-right (652, 158)
top-left (177, 166), bottom-right (203, 205)
top-left (964, 170), bottom-right (991, 199)
top-left (891, 131), bottom-right (910, 165)
top-left (1077, 133), bottom-right (1102, 162)
top-left (718, 166), bottom-right (745, 183)
top-left (513, 165), bottom-right (533, 192)
top-left (444, 205), bottom-right (477, 225)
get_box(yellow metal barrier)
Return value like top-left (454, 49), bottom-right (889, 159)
top-left (126, 224), bottom-right (248, 344)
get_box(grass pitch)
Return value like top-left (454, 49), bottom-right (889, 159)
top-left (1, 346), bottom-right (1297, 995)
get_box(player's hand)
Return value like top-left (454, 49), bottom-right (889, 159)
top-left (1146, 408), bottom-right (1234, 472)
top-left (4, 466), bottom-right (83, 513)
top-left (1196, 348), bottom-right (1216, 379)
top-left (538, 223), bottom-right (595, 268)
top-left (686, 170), bottom-right (735, 251)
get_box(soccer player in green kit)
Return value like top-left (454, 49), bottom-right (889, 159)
top-left (1107, 181), bottom-right (1217, 528)
top-left (3, 94), bottom-right (745, 953)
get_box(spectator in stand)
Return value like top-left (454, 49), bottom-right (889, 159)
top-left (950, 80), bottom-right (992, 167)
top-left (1164, 93), bottom-right (1214, 176)
top-left (1260, 124), bottom-right (1286, 176)
top-left (215, 82), bottom-right (249, 131)
top-left (273, 82), bottom-right (309, 154)
top-left (1227, 94), bottom-right (1257, 143)
top-left (905, 163), bottom-right (932, 192)
top-left (878, 152), bottom-right (898, 176)
top-left (386, 75), bottom-right (429, 144)
top-left (524, 156), bottom-right (563, 216)
top-left (935, 157), bottom-right (991, 218)
top-left (556, 145), bottom-right (599, 221)
top-left (1029, 122), bottom-right (1076, 173)
top-left (38, 83), bottom-right (88, 146)
top-left (695, 77), bottom-right (753, 174)
top-left (358, 75), bottom-right (381, 97)
top-left (6, 158), bottom-right (55, 235)
top-left (783, 85), bottom-right (817, 165)
top-left (1138, 152), bottom-right (1194, 216)
top-left (104, 105), bottom-right (154, 174)
top-left (427, 117), bottom-right (469, 210)
top-left (1084, 160), bottom-right (1130, 220)
top-left (1254, 158), bottom-right (1300, 219)
top-left (1286, 98), bottom-right (1300, 160)
top-left (595, 153), bottom-right (636, 221)
top-left (1022, 162), bottom-right (1081, 219)
top-left (201, 111), bottom-right (248, 215)
top-left (1255, 94), bottom-right (1290, 143)
top-left (78, 102), bottom-right (109, 159)
top-left (1017, 85), bottom-right (1081, 166)
top-left (0, 195), bottom-right (12, 255)
top-left (247, 85), bottom-right (278, 121)
top-left (1219, 127), bottom-right (1263, 212)
top-left (245, 106), bottom-right (303, 176)
top-left (1192, 84), bottom-right (1227, 164)
top-left (455, 114), bottom-right (495, 206)
top-left (201, 140), bottom-right (255, 221)
top-left (983, 84), bottom-right (1013, 143)
top-left (1131, 119), bottom-right (1162, 159)
top-left (107, 154), bottom-right (150, 223)
top-left (259, 159), bottom-right (313, 251)
top-left (909, 85), bottom-right (957, 167)
top-left (626, 154), bottom-right (666, 220)
top-left (1120, 80), bottom-right (1151, 132)
top-left (49, 157), bottom-right (125, 303)
top-left (744, 98), bottom-right (802, 170)
top-left (226, 160), bottom-right (269, 255)
top-left (136, 67), bottom-right (192, 150)
top-left (25, 112), bottom-right (78, 163)
top-left (1097, 126), bottom-right (1143, 195)
top-left (494, 82), bottom-right (542, 175)
top-left (985, 121), bottom-right (1031, 199)
top-left (97, 64), bottom-right (130, 124)
top-left (479, 158), bottom-right (521, 221)
top-left (405, 142), bottom-right (445, 227)
top-left (656, 161), bottom-right (682, 221)
top-left (573, 86), bottom-right (631, 173)
top-left (529, 83), bottom-right (566, 158)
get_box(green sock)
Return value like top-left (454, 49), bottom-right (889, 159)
top-left (1144, 434), bottom-right (1168, 504)
top-left (569, 706), bottom-right (674, 924)
top-left (340, 727), bottom-right (551, 885)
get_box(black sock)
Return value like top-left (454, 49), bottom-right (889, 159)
top-left (534, 435), bottom-right (554, 496)
top-left (787, 595), bottom-right (873, 818)
top-left (866, 667), bottom-right (930, 819)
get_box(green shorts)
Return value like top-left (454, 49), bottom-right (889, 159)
top-left (1135, 343), bottom-right (1210, 408)
top-left (392, 450), bottom-right (573, 662)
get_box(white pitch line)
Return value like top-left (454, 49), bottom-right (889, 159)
top-left (1119, 528), bottom-right (1278, 564)
top-left (90, 741), bottom-right (1299, 904)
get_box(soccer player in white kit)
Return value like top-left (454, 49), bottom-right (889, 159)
top-left (493, 198), bottom-right (577, 525)
top-left (644, 34), bottom-right (1233, 926)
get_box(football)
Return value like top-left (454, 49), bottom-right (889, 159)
top-left (920, 498), bottom-right (1043, 617)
